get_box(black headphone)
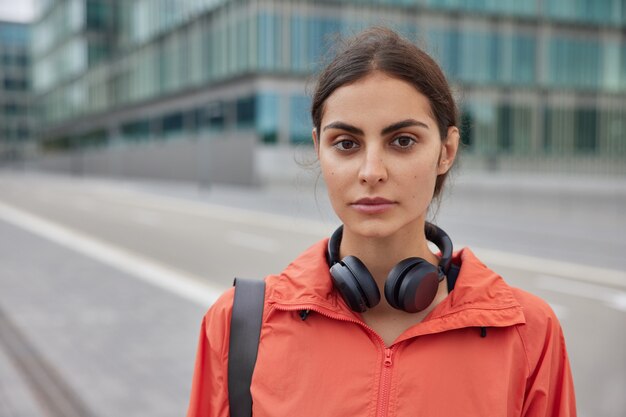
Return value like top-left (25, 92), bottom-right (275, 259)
top-left (327, 222), bottom-right (453, 313)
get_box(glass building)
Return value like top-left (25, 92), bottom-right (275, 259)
top-left (31, 0), bottom-right (626, 172)
top-left (0, 20), bottom-right (31, 160)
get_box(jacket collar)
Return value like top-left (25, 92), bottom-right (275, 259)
top-left (267, 239), bottom-right (525, 334)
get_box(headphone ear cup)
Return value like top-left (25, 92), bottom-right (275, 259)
top-left (384, 258), bottom-right (440, 313)
top-left (384, 258), bottom-right (423, 310)
top-left (330, 256), bottom-right (380, 312)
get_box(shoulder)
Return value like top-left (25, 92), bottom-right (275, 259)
top-left (510, 286), bottom-right (560, 329)
top-left (201, 287), bottom-right (235, 352)
top-left (506, 289), bottom-right (576, 414)
top-left (456, 245), bottom-right (561, 334)
top-left (202, 278), bottom-right (272, 342)
top-left (510, 286), bottom-right (563, 339)
top-left (204, 286), bottom-right (236, 323)
top-left (509, 287), bottom-right (568, 369)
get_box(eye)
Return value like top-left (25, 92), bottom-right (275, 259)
top-left (391, 135), bottom-right (417, 149)
top-left (333, 139), bottom-right (360, 151)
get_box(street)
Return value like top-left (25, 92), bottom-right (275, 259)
top-left (0, 170), bottom-right (624, 417)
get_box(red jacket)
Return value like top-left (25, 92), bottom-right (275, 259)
top-left (187, 240), bottom-right (576, 417)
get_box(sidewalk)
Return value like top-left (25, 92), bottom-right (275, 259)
top-left (0, 218), bottom-right (206, 417)
top-left (0, 328), bottom-right (43, 417)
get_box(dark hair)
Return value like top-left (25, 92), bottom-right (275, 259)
top-left (311, 26), bottom-right (458, 200)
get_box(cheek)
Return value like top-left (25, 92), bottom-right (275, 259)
top-left (319, 159), bottom-right (334, 183)
top-left (320, 160), bottom-right (339, 196)
top-left (319, 157), bottom-right (352, 212)
top-left (403, 162), bottom-right (439, 205)
top-left (319, 153), bottom-right (345, 185)
top-left (323, 167), bottom-right (347, 197)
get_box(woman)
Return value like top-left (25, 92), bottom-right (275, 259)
top-left (187, 27), bottom-right (576, 416)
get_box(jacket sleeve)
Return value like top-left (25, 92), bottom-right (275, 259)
top-left (519, 299), bottom-right (577, 417)
top-left (186, 288), bottom-right (235, 417)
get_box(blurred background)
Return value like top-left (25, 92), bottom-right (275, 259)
top-left (0, 0), bottom-right (624, 416)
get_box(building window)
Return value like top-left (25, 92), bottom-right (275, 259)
top-left (509, 34), bottom-right (536, 85)
top-left (88, 41), bottom-right (110, 66)
top-left (0, 23), bottom-right (29, 45)
top-left (80, 129), bottom-right (108, 148)
top-left (426, 0), bottom-right (537, 17)
top-left (575, 108), bottom-right (597, 153)
top-left (257, 12), bottom-right (281, 71)
top-left (460, 109), bottom-right (474, 149)
top-left (121, 119), bottom-right (151, 141)
top-left (544, 0), bottom-right (616, 25)
top-left (460, 30), bottom-right (499, 84)
top-left (549, 37), bottom-right (601, 89)
top-left (542, 107), bottom-right (552, 152)
top-left (86, 0), bottom-right (112, 30)
top-left (236, 96), bottom-right (255, 129)
top-left (203, 101), bottom-right (225, 132)
top-left (3, 102), bottom-right (18, 115)
top-left (162, 112), bottom-right (184, 137)
top-left (306, 17), bottom-right (341, 69)
top-left (428, 28), bottom-right (460, 79)
top-left (497, 104), bottom-right (512, 152)
top-left (290, 95), bottom-right (312, 144)
top-left (467, 99), bottom-right (498, 153)
top-left (256, 93), bottom-right (279, 144)
top-left (3, 78), bottom-right (28, 91)
top-left (17, 53), bottom-right (29, 67)
top-left (17, 125), bottom-right (29, 140)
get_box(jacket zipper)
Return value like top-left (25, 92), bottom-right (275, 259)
top-left (272, 305), bottom-right (397, 416)
top-left (376, 347), bottom-right (395, 417)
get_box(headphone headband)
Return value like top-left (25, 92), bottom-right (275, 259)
top-left (327, 222), bottom-right (455, 313)
top-left (327, 222), bottom-right (453, 274)
top-left (424, 222), bottom-right (453, 276)
top-left (327, 225), bottom-right (344, 267)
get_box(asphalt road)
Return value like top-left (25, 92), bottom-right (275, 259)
top-left (0, 170), bottom-right (624, 417)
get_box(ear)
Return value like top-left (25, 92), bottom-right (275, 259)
top-left (437, 126), bottom-right (460, 175)
top-left (312, 128), bottom-right (320, 156)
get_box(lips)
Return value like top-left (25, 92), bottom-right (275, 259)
top-left (350, 197), bottom-right (396, 214)
top-left (354, 197), bottom-right (394, 205)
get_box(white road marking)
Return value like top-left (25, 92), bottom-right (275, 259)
top-left (226, 230), bottom-right (280, 253)
top-left (131, 208), bottom-right (162, 226)
top-left (84, 182), bottom-right (336, 237)
top-left (470, 246), bottom-right (626, 290)
top-left (71, 196), bottom-right (96, 212)
top-left (535, 275), bottom-right (626, 312)
top-left (0, 201), bottom-right (222, 307)
top-left (612, 292), bottom-right (626, 312)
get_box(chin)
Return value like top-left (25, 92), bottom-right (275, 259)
top-left (345, 220), bottom-right (401, 239)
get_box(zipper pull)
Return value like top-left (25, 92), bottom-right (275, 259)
top-left (384, 348), bottom-right (393, 367)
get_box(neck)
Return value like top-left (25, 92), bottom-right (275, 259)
top-left (339, 221), bottom-right (441, 288)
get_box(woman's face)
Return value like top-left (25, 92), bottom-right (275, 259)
top-left (313, 71), bottom-right (458, 239)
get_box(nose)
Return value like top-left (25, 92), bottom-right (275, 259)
top-left (358, 147), bottom-right (388, 185)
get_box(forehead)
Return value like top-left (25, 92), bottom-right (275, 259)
top-left (321, 72), bottom-right (436, 128)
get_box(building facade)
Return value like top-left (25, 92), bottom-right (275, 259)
top-left (0, 20), bottom-right (31, 161)
top-left (31, 0), bottom-right (626, 175)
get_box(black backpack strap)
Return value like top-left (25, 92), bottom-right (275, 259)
top-left (228, 278), bottom-right (266, 417)
top-left (446, 262), bottom-right (461, 293)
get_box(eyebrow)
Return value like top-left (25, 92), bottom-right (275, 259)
top-left (381, 119), bottom-right (429, 135)
top-left (322, 119), bottom-right (429, 136)
top-left (323, 121), bottom-right (364, 136)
